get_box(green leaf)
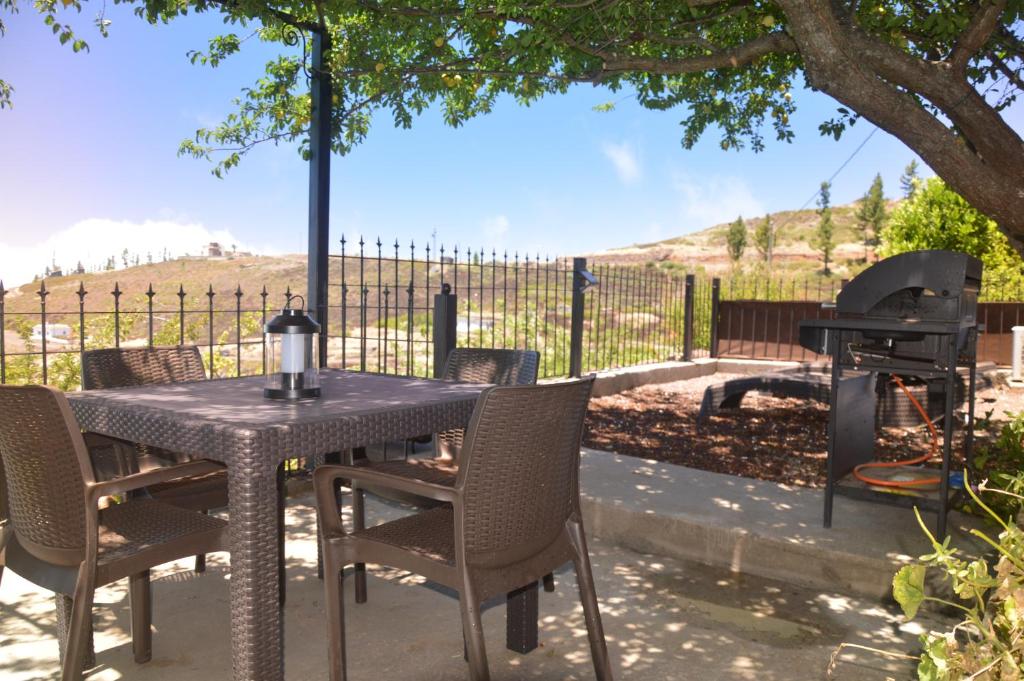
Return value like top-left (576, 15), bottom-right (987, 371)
top-left (918, 633), bottom-right (949, 681)
top-left (893, 564), bottom-right (927, 619)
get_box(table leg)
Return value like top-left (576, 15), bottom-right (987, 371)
top-left (506, 582), bottom-right (539, 654)
top-left (228, 454), bottom-right (285, 681)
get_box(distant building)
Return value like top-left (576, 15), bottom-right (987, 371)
top-left (31, 323), bottom-right (72, 345)
top-left (207, 242), bottom-right (224, 257)
top-left (73, 261), bottom-right (85, 275)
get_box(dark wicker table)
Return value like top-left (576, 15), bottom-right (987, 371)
top-left (67, 369), bottom-right (537, 680)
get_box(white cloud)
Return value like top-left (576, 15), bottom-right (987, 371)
top-left (601, 141), bottom-right (642, 184)
top-left (670, 172), bottom-right (765, 230)
top-left (0, 218), bottom-right (260, 288)
top-left (482, 215), bottom-right (510, 240)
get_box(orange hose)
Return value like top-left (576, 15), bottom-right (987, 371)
top-left (851, 374), bottom-right (943, 488)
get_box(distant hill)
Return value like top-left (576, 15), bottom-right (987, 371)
top-left (2, 254), bottom-right (309, 317)
top-left (590, 199), bottom-right (902, 277)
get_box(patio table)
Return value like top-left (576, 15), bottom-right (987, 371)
top-left (67, 368), bottom-right (540, 681)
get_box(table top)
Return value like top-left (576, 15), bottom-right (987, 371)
top-left (68, 369), bottom-right (487, 462)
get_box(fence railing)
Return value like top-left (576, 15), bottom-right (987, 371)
top-left (5, 253), bottom-right (1022, 390)
top-left (0, 239), bottom-right (711, 389)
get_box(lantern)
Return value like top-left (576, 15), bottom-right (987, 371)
top-left (264, 296), bottom-right (321, 400)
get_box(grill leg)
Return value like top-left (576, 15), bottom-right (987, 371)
top-left (823, 334), bottom-right (843, 528)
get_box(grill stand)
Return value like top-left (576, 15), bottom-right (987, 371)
top-left (822, 329), bottom-right (976, 539)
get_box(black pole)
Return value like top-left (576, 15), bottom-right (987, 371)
top-left (569, 257), bottom-right (588, 377)
top-left (433, 283), bottom-right (457, 378)
top-left (710, 277), bottom-right (721, 358)
top-left (682, 273), bottom-right (695, 362)
top-left (307, 30), bottom-right (332, 368)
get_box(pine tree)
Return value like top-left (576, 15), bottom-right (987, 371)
top-left (815, 181), bottom-right (835, 275)
top-left (726, 216), bottom-right (747, 265)
top-left (753, 213), bottom-right (775, 271)
top-left (856, 174), bottom-right (887, 261)
top-left (900, 160), bottom-right (920, 198)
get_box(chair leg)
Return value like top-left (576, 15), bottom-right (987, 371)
top-left (323, 553), bottom-right (347, 681)
top-left (542, 572), bottom-right (555, 592)
top-left (567, 521), bottom-right (614, 681)
top-left (458, 583), bottom-right (491, 681)
top-left (60, 568), bottom-right (96, 681)
top-left (56, 593), bottom-right (95, 672)
top-left (129, 570), bottom-right (153, 663)
top-left (352, 487), bottom-right (367, 604)
top-left (194, 511), bottom-right (208, 573)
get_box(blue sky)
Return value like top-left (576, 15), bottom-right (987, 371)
top-left (1, 4), bottom-right (1021, 286)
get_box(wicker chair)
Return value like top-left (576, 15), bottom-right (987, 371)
top-left (315, 377), bottom-right (613, 681)
top-left (1, 422), bottom-right (143, 671)
top-left (350, 347), bottom-right (540, 601)
top-left (0, 384), bottom-right (227, 681)
top-left (81, 346), bottom-right (229, 573)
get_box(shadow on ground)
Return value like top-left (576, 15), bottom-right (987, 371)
top-left (0, 493), bottom-right (946, 680)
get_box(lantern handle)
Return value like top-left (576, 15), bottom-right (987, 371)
top-left (288, 294), bottom-right (306, 310)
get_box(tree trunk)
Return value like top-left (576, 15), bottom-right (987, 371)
top-left (777, 0), bottom-right (1024, 256)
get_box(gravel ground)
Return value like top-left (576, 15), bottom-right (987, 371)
top-left (583, 370), bottom-right (1023, 488)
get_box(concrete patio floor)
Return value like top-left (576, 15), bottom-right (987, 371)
top-left (1, 488), bottom-right (948, 681)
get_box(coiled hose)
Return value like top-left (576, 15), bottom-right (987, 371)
top-left (851, 374), bottom-right (943, 488)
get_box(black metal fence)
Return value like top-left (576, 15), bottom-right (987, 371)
top-left (0, 239), bottom-right (712, 389)
top-left (7, 252), bottom-right (1023, 391)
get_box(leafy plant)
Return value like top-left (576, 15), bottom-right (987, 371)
top-left (815, 181), bottom-right (835, 276)
top-left (893, 475), bottom-right (1024, 680)
top-left (879, 178), bottom-right (1024, 294)
top-left (726, 216), bottom-right (747, 265)
top-left (969, 412), bottom-right (1024, 523)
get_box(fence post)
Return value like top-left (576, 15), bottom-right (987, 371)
top-left (568, 257), bottom-right (590, 377)
top-left (433, 283), bottom-right (457, 378)
top-left (683, 274), bottom-right (695, 362)
top-left (710, 277), bottom-right (721, 358)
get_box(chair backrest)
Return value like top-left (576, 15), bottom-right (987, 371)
top-left (441, 348), bottom-right (540, 386)
top-left (455, 378), bottom-right (594, 569)
top-left (0, 385), bottom-right (93, 564)
top-left (81, 345), bottom-right (206, 390)
top-left (435, 348), bottom-right (540, 461)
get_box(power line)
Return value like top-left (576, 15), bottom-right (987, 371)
top-left (791, 125), bottom-right (880, 215)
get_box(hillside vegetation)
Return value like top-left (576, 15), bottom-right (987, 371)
top-left (590, 200), bottom-right (902, 277)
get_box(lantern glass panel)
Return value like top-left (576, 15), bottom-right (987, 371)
top-left (265, 332), bottom-right (320, 396)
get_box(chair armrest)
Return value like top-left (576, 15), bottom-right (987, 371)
top-left (86, 460), bottom-right (224, 503)
top-left (313, 465), bottom-right (459, 535)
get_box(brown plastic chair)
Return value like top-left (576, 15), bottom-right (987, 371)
top-left (82, 346), bottom-right (229, 572)
top-left (315, 377), bottom-right (613, 681)
top-left (0, 384), bottom-right (227, 681)
top-left (349, 347), bottom-right (540, 600)
top-left (1, 423), bottom-right (142, 671)
top-left (82, 345), bottom-right (290, 596)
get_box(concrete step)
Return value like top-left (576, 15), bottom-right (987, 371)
top-left (579, 449), bottom-right (987, 599)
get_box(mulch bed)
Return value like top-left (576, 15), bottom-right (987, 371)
top-left (582, 372), bottom-right (1001, 489)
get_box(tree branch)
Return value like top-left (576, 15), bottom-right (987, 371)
top-left (202, 0), bottom-right (320, 33)
top-left (595, 33), bottom-right (796, 76)
top-left (989, 51), bottom-right (1024, 92)
top-left (951, 0), bottom-right (1007, 71)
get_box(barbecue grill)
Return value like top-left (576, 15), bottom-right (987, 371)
top-left (799, 250), bottom-right (981, 537)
